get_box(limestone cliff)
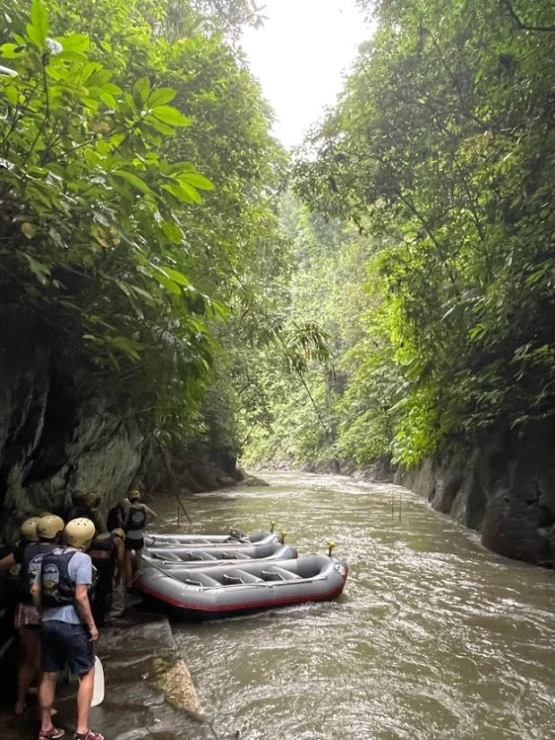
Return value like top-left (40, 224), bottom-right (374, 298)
top-left (396, 421), bottom-right (555, 568)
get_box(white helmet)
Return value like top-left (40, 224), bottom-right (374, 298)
top-left (20, 517), bottom-right (40, 542)
top-left (37, 515), bottom-right (65, 541)
top-left (64, 518), bottom-right (96, 549)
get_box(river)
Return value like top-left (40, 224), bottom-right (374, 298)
top-left (153, 471), bottom-right (555, 740)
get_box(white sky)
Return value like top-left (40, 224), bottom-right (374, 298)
top-left (242, 0), bottom-right (372, 149)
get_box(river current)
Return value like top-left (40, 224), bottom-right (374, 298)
top-left (154, 471), bottom-right (555, 740)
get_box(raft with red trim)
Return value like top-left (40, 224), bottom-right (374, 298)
top-left (136, 555), bottom-right (348, 619)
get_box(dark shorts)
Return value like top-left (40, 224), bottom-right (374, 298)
top-left (125, 537), bottom-right (144, 551)
top-left (41, 620), bottom-right (95, 676)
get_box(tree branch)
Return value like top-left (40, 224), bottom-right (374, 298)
top-left (501, 0), bottom-right (555, 32)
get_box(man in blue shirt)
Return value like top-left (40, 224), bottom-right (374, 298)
top-left (34, 518), bottom-right (102, 740)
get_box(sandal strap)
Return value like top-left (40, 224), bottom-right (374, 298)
top-left (75, 732), bottom-right (104, 740)
top-left (39, 728), bottom-right (65, 740)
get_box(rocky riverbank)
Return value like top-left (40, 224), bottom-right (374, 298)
top-left (0, 609), bottom-right (217, 740)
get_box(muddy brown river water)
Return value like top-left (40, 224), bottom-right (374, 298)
top-left (151, 471), bottom-right (555, 740)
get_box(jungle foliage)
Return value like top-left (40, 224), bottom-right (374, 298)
top-left (0, 0), bottom-right (284, 450)
top-left (246, 0), bottom-right (555, 468)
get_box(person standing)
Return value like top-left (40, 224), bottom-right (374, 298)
top-left (123, 489), bottom-right (157, 586)
top-left (87, 528), bottom-right (125, 626)
top-left (0, 517), bottom-right (40, 574)
top-left (34, 518), bottom-right (102, 740)
top-left (12, 515), bottom-right (64, 716)
top-left (67, 493), bottom-right (107, 535)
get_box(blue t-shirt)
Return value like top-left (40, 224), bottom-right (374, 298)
top-left (36, 548), bottom-right (93, 625)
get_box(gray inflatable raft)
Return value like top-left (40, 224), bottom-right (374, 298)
top-left (146, 537), bottom-right (289, 562)
top-left (136, 555), bottom-right (348, 619)
top-left (145, 542), bottom-right (297, 566)
top-left (144, 531), bottom-right (281, 548)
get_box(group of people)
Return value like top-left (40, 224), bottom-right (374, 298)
top-left (0, 487), bottom-right (157, 740)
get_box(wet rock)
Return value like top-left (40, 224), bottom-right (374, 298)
top-left (155, 659), bottom-right (203, 717)
top-left (396, 420), bottom-right (555, 567)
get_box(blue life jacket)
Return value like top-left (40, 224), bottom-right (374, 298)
top-left (40, 548), bottom-right (80, 608)
top-left (126, 504), bottom-right (147, 532)
top-left (18, 542), bottom-right (56, 603)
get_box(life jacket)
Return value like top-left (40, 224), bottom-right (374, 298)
top-left (126, 504), bottom-right (146, 532)
top-left (18, 542), bottom-right (56, 603)
top-left (40, 548), bottom-right (97, 608)
top-left (89, 533), bottom-right (117, 558)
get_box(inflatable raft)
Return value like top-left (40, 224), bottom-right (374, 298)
top-left (145, 542), bottom-right (297, 566)
top-left (144, 530), bottom-right (281, 548)
top-left (146, 536), bottom-right (288, 562)
top-left (137, 555), bottom-right (348, 619)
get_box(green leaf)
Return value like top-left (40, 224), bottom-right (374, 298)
top-left (161, 267), bottom-right (190, 286)
top-left (56, 33), bottom-right (89, 52)
top-left (152, 105), bottom-right (190, 127)
top-left (155, 273), bottom-right (181, 295)
top-left (113, 170), bottom-right (155, 197)
top-left (134, 76), bottom-right (151, 103)
top-left (30, 0), bottom-right (48, 48)
top-left (148, 87), bottom-right (177, 107)
top-left (144, 114), bottom-right (175, 136)
top-left (0, 43), bottom-right (24, 59)
top-left (161, 220), bottom-right (184, 244)
top-left (22, 253), bottom-right (50, 285)
top-left (162, 184), bottom-right (201, 203)
top-left (177, 172), bottom-right (214, 191)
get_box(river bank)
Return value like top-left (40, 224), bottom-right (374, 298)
top-left (0, 609), bottom-right (215, 740)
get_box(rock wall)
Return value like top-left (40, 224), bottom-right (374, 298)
top-left (0, 308), bottom-right (144, 544)
top-left (395, 421), bottom-right (555, 567)
top-left (0, 307), bottom-right (245, 545)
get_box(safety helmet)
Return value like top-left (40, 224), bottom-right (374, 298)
top-left (64, 518), bottom-right (96, 549)
top-left (82, 492), bottom-right (101, 508)
top-left (128, 489), bottom-right (141, 502)
top-left (20, 517), bottom-right (40, 542)
top-left (112, 528), bottom-right (125, 540)
top-left (36, 515), bottom-right (65, 541)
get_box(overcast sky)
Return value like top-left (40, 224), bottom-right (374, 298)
top-left (242, 0), bottom-right (372, 149)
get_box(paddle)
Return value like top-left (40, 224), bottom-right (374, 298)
top-left (91, 656), bottom-right (105, 707)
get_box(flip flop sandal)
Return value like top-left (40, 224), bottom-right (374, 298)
top-left (38, 728), bottom-right (65, 740)
top-left (74, 731), bottom-right (104, 740)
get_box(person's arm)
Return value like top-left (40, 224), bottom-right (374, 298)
top-left (144, 505), bottom-right (158, 521)
top-left (31, 581), bottom-right (41, 611)
top-left (74, 584), bottom-right (98, 641)
top-left (0, 553), bottom-right (16, 573)
top-left (72, 554), bottom-right (98, 640)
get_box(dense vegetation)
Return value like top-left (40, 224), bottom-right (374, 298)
top-left (245, 0), bottom-right (555, 470)
top-left (2, 0), bottom-right (555, 475)
top-left (0, 0), bottom-right (287, 458)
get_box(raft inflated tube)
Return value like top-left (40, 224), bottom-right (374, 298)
top-left (136, 554), bottom-right (348, 619)
top-left (146, 539), bottom-right (293, 562)
top-left (144, 531), bottom-right (281, 548)
top-left (144, 543), bottom-right (297, 568)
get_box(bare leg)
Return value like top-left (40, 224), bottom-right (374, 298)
top-left (38, 672), bottom-right (57, 732)
top-left (15, 627), bottom-right (41, 715)
top-left (125, 549), bottom-right (133, 587)
top-left (76, 666), bottom-right (95, 735)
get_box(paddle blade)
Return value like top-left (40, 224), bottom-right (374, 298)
top-left (91, 656), bottom-right (105, 707)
